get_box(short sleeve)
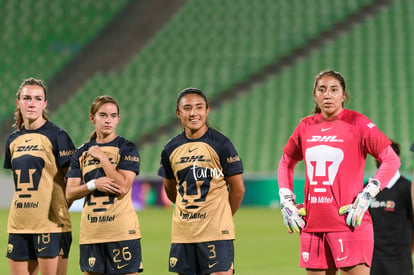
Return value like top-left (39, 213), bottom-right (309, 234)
top-left (158, 149), bottom-right (174, 179)
top-left (3, 138), bottom-right (12, 169)
top-left (219, 139), bottom-right (243, 177)
top-left (66, 147), bottom-right (83, 179)
top-left (54, 130), bottom-right (75, 169)
top-left (118, 141), bottom-right (140, 175)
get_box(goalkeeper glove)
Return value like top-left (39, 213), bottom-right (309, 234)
top-left (338, 178), bottom-right (381, 227)
top-left (279, 188), bottom-right (306, 234)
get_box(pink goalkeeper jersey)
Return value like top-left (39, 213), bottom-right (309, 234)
top-left (283, 109), bottom-right (391, 232)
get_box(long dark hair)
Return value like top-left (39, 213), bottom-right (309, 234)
top-left (14, 77), bottom-right (49, 131)
top-left (311, 70), bottom-right (349, 115)
top-left (89, 95), bottom-right (119, 141)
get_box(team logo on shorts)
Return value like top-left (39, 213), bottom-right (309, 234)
top-left (302, 252), bottom-right (309, 262)
top-left (88, 257), bottom-right (96, 267)
top-left (170, 257), bottom-right (178, 267)
top-left (7, 244), bottom-right (13, 254)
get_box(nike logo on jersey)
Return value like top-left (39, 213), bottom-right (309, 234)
top-left (336, 256), bottom-right (348, 261)
top-left (37, 247), bottom-right (47, 253)
top-left (117, 263), bottom-right (129, 269)
top-left (25, 138), bottom-right (33, 142)
top-left (209, 262), bottom-right (219, 268)
top-left (188, 148), bottom-right (198, 153)
top-left (321, 127), bottom-right (332, 132)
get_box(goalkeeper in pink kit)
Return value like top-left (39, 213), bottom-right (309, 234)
top-left (277, 70), bottom-right (400, 275)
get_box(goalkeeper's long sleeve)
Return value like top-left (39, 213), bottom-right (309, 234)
top-left (373, 145), bottom-right (401, 189)
top-left (277, 153), bottom-right (298, 191)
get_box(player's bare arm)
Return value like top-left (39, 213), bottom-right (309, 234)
top-left (61, 167), bottom-right (74, 207)
top-left (66, 176), bottom-right (121, 202)
top-left (113, 169), bottom-right (136, 198)
top-left (66, 177), bottom-right (89, 202)
top-left (163, 178), bottom-right (177, 203)
top-left (61, 167), bottom-right (69, 177)
top-left (227, 173), bottom-right (245, 215)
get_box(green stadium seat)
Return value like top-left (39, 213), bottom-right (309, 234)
top-left (48, 0), bottom-right (413, 175)
top-left (0, 0), bottom-right (130, 127)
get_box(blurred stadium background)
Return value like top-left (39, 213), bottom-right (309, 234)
top-left (1, 0), bottom-right (412, 208)
top-left (0, 0), bottom-right (412, 203)
top-left (0, 0), bottom-right (413, 273)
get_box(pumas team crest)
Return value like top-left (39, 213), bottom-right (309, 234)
top-left (8, 244), bottom-right (14, 254)
top-left (88, 257), bottom-right (96, 267)
top-left (170, 257), bottom-right (178, 267)
top-left (302, 252), bottom-right (309, 262)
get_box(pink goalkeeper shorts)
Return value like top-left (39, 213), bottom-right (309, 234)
top-left (299, 225), bottom-right (373, 269)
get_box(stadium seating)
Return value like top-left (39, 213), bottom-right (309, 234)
top-left (134, 0), bottom-right (414, 175)
top-left (50, 0), bottom-right (377, 155)
top-left (0, 0), bottom-right (130, 125)
top-left (5, 0), bottom-right (414, 175)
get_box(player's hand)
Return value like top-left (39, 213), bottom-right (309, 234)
top-left (95, 176), bottom-right (122, 195)
top-left (87, 145), bottom-right (106, 161)
top-left (281, 201), bottom-right (306, 233)
top-left (279, 188), bottom-right (306, 234)
top-left (339, 178), bottom-right (381, 227)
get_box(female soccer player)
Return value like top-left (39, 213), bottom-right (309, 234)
top-left (4, 78), bottom-right (75, 275)
top-left (277, 70), bottom-right (400, 275)
top-left (66, 95), bottom-right (143, 275)
top-left (158, 88), bottom-right (245, 275)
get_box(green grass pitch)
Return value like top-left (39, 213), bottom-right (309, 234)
top-left (0, 207), bottom-right (302, 274)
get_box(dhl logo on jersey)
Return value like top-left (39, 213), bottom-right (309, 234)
top-left (178, 155), bottom-right (207, 164)
top-left (15, 145), bottom-right (42, 152)
top-left (307, 135), bottom-right (344, 143)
